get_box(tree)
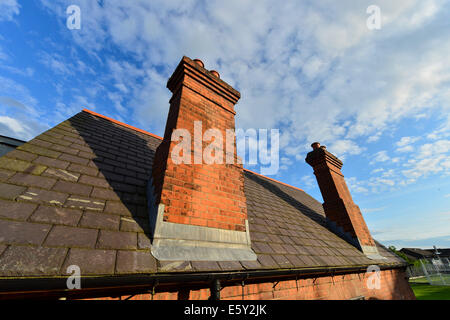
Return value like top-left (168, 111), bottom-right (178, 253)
top-left (388, 246), bottom-right (414, 264)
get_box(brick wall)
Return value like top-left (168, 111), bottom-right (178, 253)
top-left (91, 268), bottom-right (415, 300)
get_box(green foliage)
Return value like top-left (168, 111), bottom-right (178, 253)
top-left (388, 245), bottom-right (414, 264)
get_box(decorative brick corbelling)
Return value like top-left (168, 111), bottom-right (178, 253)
top-left (167, 56), bottom-right (240, 107)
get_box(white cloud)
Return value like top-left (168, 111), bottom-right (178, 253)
top-left (0, 76), bottom-right (49, 140)
top-left (402, 139), bottom-right (450, 179)
top-left (300, 175), bottom-right (316, 190)
top-left (397, 145), bottom-right (414, 153)
top-left (396, 136), bottom-right (420, 147)
top-left (38, 0), bottom-right (450, 173)
top-left (327, 140), bottom-right (365, 159)
top-left (0, 65), bottom-right (34, 77)
top-left (0, 116), bottom-right (28, 136)
top-left (361, 207), bottom-right (387, 214)
top-left (395, 136), bottom-right (420, 153)
top-left (347, 177), bottom-right (370, 194)
top-left (39, 52), bottom-right (74, 76)
top-left (372, 150), bottom-right (390, 163)
top-left (0, 0), bottom-right (20, 22)
top-left (279, 157), bottom-right (294, 171)
top-left (0, 47), bottom-right (8, 61)
top-left (373, 213), bottom-right (450, 242)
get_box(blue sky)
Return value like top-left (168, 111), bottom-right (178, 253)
top-left (0, 0), bottom-right (449, 249)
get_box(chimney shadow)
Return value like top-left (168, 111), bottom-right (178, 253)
top-left (68, 113), bottom-right (159, 239)
top-left (244, 171), bottom-right (376, 250)
top-left (244, 172), bottom-right (327, 226)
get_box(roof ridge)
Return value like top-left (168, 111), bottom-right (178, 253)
top-left (81, 108), bottom-right (304, 193)
top-left (244, 168), bottom-right (303, 192)
top-left (82, 108), bottom-right (163, 140)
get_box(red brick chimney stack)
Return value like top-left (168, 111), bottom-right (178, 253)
top-left (149, 56), bottom-right (255, 261)
top-left (305, 142), bottom-right (381, 258)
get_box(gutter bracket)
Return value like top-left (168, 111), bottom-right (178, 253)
top-left (272, 281), bottom-right (280, 289)
top-left (151, 280), bottom-right (159, 300)
top-left (241, 275), bottom-right (248, 300)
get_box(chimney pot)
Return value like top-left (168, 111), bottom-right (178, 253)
top-left (311, 142), bottom-right (321, 150)
top-left (320, 145), bottom-right (327, 150)
top-left (210, 70), bottom-right (220, 78)
top-left (193, 59), bottom-right (205, 68)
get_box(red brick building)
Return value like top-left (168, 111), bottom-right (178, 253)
top-left (0, 56), bottom-right (415, 300)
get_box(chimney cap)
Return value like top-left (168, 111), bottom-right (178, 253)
top-left (311, 142), bottom-right (321, 150)
top-left (193, 59), bottom-right (205, 68)
top-left (210, 70), bottom-right (220, 78)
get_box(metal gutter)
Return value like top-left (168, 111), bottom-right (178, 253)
top-left (0, 263), bottom-right (408, 300)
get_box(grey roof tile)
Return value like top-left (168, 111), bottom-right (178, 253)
top-left (191, 261), bottom-right (221, 271)
top-left (285, 254), bottom-right (305, 267)
top-left (271, 255), bottom-right (294, 268)
top-left (59, 153), bottom-right (89, 166)
top-left (79, 211), bottom-right (120, 230)
top-left (240, 259), bottom-right (263, 270)
top-left (18, 143), bottom-right (61, 159)
top-left (137, 233), bottom-right (152, 250)
top-left (0, 219), bottom-right (51, 246)
top-left (158, 261), bottom-right (192, 272)
top-left (67, 163), bottom-right (98, 176)
top-left (116, 250), bottom-right (157, 274)
top-left (90, 187), bottom-right (121, 201)
top-left (0, 246), bottom-right (67, 276)
top-left (62, 248), bottom-right (116, 275)
top-left (104, 200), bottom-right (134, 216)
top-left (0, 199), bottom-right (37, 220)
top-left (0, 169), bottom-right (14, 182)
top-left (252, 241), bottom-right (275, 254)
top-left (269, 243), bottom-right (288, 254)
top-left (42, 168), bottom-right (80, 182)
top-left (0, 182), bottom-right (26, 200)
top-left (65, 196), bottom-right (105, 211)
top-left (18, 187), bottom-right (68, 206)
top-left (45, 225), bottom-right (98, 249)
top-left (5, 149), bottom-right (38, 162)
top-left (257, 255), bottom-right (280, 268)
top-left (33, 156), bottom-right (70, 170)
top-left (52, 180), bottom-right (92, 197)
top-left (218, 261), bottom-right (244, 271)
top-left (79, 174), bottom-right (111, 188)
top-left (119, 216), bottom-right (149, 233)
top-left (30, 206), bottom-right (82, 226)
top-left (97, 230), bottom-right (137, 250)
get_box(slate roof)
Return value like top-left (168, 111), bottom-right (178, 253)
top-left (0, 135), bottom-right (26, 158)
top-left (434, 248), bottom-right (450, 258)
top-left (399, 248), bottom-right (435, 260)
top-left (0, 110), bottom-right (405, 279)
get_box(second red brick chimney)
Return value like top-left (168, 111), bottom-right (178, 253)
top-left (306, 143), bottom-right (382, 259)
top-left (148, 56), bottom-right (256, 261)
